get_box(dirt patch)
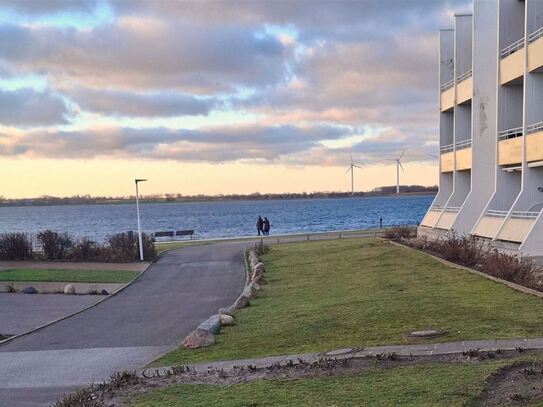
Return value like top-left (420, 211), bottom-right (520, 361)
top-left (53, 349), bottom-right (533, 406)
top-left (475, 360), bottom-right (543, 406)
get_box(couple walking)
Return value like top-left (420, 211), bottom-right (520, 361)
top-left (256, 216), bottom-right (271, 236)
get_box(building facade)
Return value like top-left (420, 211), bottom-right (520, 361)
top-left (419, 0), bottom-right (543, 256)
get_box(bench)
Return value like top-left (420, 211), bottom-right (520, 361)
top-left (153, 230), bottom-right (194, 240)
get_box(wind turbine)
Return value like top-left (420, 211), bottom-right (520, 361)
top-left (345, 154), bottom-right (362, 195)
top-left (388, 150), bottom-right (405, 194)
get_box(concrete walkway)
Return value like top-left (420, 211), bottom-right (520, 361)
top-left (150, 337), bottom-right (543, 374)
top-left (0, 241), bottom-right (248, 406)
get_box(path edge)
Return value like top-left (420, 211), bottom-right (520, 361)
top-left (0, 261), bottom-right (153, 347)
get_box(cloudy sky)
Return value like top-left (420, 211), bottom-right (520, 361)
top-left (0, 0), bottom-right (470, 198)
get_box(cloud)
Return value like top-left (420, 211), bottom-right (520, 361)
top-left (0, 0), bottom-right (98, 16)
top-left (0, 88), bottom-right (70, 126)
top-left (66, 88), bottom-right (219, 117)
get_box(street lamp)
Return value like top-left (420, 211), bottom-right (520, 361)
top-left (135, 178), bottom-right (147, 261)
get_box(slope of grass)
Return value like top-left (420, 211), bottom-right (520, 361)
top-left (132, 359), bottom-right (507, 407)
top-left (154, 238), bottom-right (543, 366)
top-left (0, 268), bottom-right (138, 283)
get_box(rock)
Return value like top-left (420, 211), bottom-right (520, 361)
top-left (251, 268), bottom-right (263, 282)
top-left (233, 295), bottom-right (250, 309)
top-left (218, 307), bottom-right (234, 317)
top-left (243, 284), bottom-right (257, 300)
top-left (63, 284), bottom-right (75, 294)
top-left (197, 315), bottom-right (221, 334)
top-left (219, 314), bottom-right (235, 326)
top-left (22, 286), bottom-right (38, 294)
top-left (253, 262), bottom-right (265, 273)
top-left (100, 289), bottom-right (109, 295)
top-left (252, 282), bottom-right (261, 291)
top-left (183, 329), bottom-right (215, 349)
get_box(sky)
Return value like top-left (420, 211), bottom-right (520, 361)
top-left (0, 0), bottom-right (471, 198)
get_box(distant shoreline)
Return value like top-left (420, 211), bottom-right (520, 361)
top-left (0, 190), bottom-right (436, 208)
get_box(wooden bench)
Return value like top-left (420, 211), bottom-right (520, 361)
top-left (176, 230), bottom-right (194, 240)
top-left (154, 230), bottom-right (194, 240)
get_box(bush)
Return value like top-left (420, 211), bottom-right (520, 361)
top-left (37, 230), bottom-right (74, 260)
top-left (481, 249), bottom-right (543, 291)
top-left (70, 238), bottom-right (100, 261)
top-left (383, 225), bottom-right (417, 240)
top-left (106, 232), bottom-right (156, 262)
top-left (0, 233), bottom-right (33, 260)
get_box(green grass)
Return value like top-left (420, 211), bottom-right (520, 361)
top-left (0, 268), bottom-right (139, 283)
top-left (154, 238), bottom-right (543, 366)
top-left (131, 357), bottom-right (516, 406)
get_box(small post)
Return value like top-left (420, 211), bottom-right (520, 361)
top-left (339, 232), bottom-right (342, 239)
top-left (277, 237), bottom-right (280, 244)
top-left (380, 217), bottom-right (383, 229)
top-left (307, 234), bottom-right (309, 241)
top-left (135, 178), bottom-right (147, 262)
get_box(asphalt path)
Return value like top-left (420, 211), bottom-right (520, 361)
top-left (0, 241), bottom-right (248, 406)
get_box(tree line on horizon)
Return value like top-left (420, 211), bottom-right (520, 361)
top-left (0, 185), bottom-right (437, 207)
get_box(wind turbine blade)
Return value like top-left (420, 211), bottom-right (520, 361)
top-left (399, 161), bottom-right (405, 172)
top-left (399, 149), bottom-right (406, 160)
top-left (353, 164), bottom-right (362, 168)
top-left (349, 153), bottom-right (353, 164)
top-left (345, 167), bottom-right (352, 174)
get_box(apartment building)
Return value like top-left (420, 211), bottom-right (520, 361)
top-left (419, 0), bottom-right (543, 256)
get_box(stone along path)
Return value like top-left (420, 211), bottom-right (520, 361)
top-left (0, 242), bottom-right (247, 406)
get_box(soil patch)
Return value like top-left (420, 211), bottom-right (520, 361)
top-left (476, 360), bottom-right (543, 406)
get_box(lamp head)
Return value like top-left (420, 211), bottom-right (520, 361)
top-left (135, 178), bottom-right (147, 184)
top-left (538, 187), bottom-right (543, 193)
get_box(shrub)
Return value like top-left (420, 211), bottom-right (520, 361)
top-left (37, 230), bottom-right (74, 260)
top-left (481, 249), bottom-right (543, 291)
top-left (0, 232), bottom-right (33, 260)
top-left (383, 225), bottom-right (417, 240)
top-left (70, 238), bottom-right (100, 262)
top-left (106, 232), bottom-right (156, 262)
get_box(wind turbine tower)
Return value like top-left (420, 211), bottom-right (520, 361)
top-left (345, 154), bottom-right (362, 195)
top-left (388, 150), bottom-right (405, 194)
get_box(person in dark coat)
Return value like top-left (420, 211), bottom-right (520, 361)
top-left (263, 217), bottom-right (270, 235)
top-left (256, 216), bottom-right (264, 236)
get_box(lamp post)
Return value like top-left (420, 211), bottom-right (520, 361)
top-left (135, 178), bottom-right (147, 261)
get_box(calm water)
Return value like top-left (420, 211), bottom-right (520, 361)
top-left (0, 195), bottom-right (433, 242)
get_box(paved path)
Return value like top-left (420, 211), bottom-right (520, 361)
top-left (151, 337), bottom-right (543, 374)
top-left (0, 242), bottom-right (247, 406)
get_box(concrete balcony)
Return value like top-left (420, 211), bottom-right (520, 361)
top-left (498, 127), bottom-right (523, 166)
top-left (528, 27), bottom-right (543, 72)
top-left (496, 211), bottom-right (539, 243)
top-left (440, 144), bottom-right (454, 172)
top-left (440, 80), bottom-right (455, 112)
top-left (526, 122), bottom-right (543, 163)
top-left (420, 205), bottom-right (443, 227)
top-left (500, 38), bottom-right (525, 85)
top-left (435, 207), bottom-right (460, 230)
top-left (456, 70), bottom-right (472, 104)
top-left (472, 210), bottom-right (508, 238)
top-left (455, 140), bottom-right (471, 171)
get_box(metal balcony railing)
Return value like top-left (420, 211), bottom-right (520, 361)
top-left (486, 209), bottom-right (509, 218)
top-left (529, 26), bottom-right (543, 43)
top-left (526, 121), bottom-right (543, 135)
top-left (498, 126), bottom-right (523, 141)
top-left (444, 206), bottom-right (461, 213)
top-left (455, 139), bottom-right (472, 150)
top-left (440, 143), bottom-right (454, 153)
top-left (430, 204), bottom-right (444, 212)
top-left (511, 211), bottom-right (540, 219)
top-left (500, 37), bottom-right (525, 58)
top-left (457, 69), bottom-right (472, 83)
top-left (440, 79), bottom-right (454, 92)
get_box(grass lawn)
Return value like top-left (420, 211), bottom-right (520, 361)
top-left (132, 357), bottom-right (521, 407)
top-left (154, 238), bottom-right (543, 366)
top-left (0, 268), bottom-right (139, 283)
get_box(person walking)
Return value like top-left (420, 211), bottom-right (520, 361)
top-left (263, 217), bottom-right (270, 236)
top-left (256, 216), bottom-right (264, 236)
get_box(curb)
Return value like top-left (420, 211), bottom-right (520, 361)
top-left (0, 261), bottom-right (153, 347)
top-left (386, 239), bottom-right (543, 299)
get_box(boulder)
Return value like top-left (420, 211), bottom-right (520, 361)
top-left (233, 295), bottom-right (250, 309)
top-left (243, 284), bottom-right (257, 300)
top-left (22, 286), bottom-right (38, 294)
top-left (100, 289), bottom-right (109, 295)
top-left (219, 314), bottom-right (235, 326)
top-left (183, 329), bottom-right (215, 349)
top-left (63, 284), bottom-right (75, 294)
top-left (197, 315), bottom-right (221, 334)
top-left (253, 262), bottom-right (265, 273)
top-left (252, 282), bottom-right (261, 291)
top-left (218, 307), bottom-right (234, 317)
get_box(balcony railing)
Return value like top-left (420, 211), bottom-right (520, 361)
top-left (486, 209), bottom-right (508, 218)
top-left (444, 206), bottom-right (461, 213)
top-left (440, 79), bottom-right (454, 92)
top-left (500, 37), bottom-right (525, 58)
top-left (498, 126), bottom-right (523, 141)
top-left (527, 121), bottom-right (543, 135)
top-left (457, 69), bottom-right (472, 83)
top-left (511, 211), bottom-right (540, 219)
top-left (430, 204), bottom-right (444, 212)
top-left (455, 139), bottom-right (472, 150)
top-left (440, 143), bottom-right (454, 153)
top-left (529, 26), bottom-right (543, 43)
